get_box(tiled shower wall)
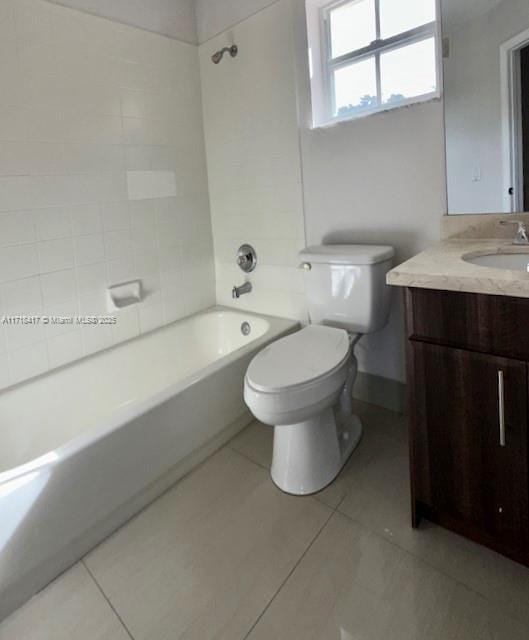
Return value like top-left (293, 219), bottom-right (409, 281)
top-left (199, 0), bottom-right (308, 322)
top-left (0, 0), bottom-right (215, 387)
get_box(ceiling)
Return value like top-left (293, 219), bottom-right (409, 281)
top-left (46, 0), bottom-right (198, 44)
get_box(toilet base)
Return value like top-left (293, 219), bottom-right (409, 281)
top-left (270, 410), bottom-right (363, 496)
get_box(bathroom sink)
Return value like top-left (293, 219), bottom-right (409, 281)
top-left (463, 252), bottom-right (529, 272)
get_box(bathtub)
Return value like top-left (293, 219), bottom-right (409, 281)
top-left (0, 307), bottom-right (298, 621)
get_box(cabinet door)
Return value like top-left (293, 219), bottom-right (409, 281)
top-left (412, 341), bottom-right (529, 555)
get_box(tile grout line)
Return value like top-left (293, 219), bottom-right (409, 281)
top-left (228, 424), bottom-right (525, 627)
top-left (227, 443), bottom-right (270, 471)
top-left (227, 444), bottom-right (335, 510)
top-left (82, 560), bottom-right (136, 640)
top-left (331, 507), bottom-right (519, 612)
top-left (242, 505), bottom-right (336, 640)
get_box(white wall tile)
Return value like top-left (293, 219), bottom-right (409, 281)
top-left (9, 340), bottom-right (49, 385)
top-left (102, 202), bottom-right (130, 231)
top-left (34, 207), bottom-right (72, 240)
top-left (138, 301), bottom-right (164, 333)
top-left (0, 211), bottom-right (36, 246)
top-left (80, 322), bottom-right (113, 355)
top-left (0, 354), bottom-right (10, 388)
top-left (126, 170), bottom-right (177, 200)
top-left (0, 0), bottom-right (216, 389)
top-left (0, 245), bottom-right (40, 283)
top-left (104, 230), bottom-right (131, 260)
top-left (5, 319), bottom-right (47, 352)
top-left (70, 204), bottom-right (102, 236)
top-left (38, 238), bottom-right (75, 273)
top-left (2, 276), bottom-right (43, 314)
top-left (199, 1), bottom-right (307, 323)
top-left (41, 269), bottom-right (77, 306)
top-left (43, 299), bottom-right (79, 338)
top-left (107, 256), bottom-right (135, 284)
top-left (76, 262), bottom-right (107, 295)
top-left (0, 177), bottom-right (33, 211)
top-left (48, 329), bottom-right (83, 368)
top-left (73, 234), bottom-right (105, 266)
top-left (112, 307), bottom-right (140, 343)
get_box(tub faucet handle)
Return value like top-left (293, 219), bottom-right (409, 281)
top-left (236, 245), bottom-right (257, 273)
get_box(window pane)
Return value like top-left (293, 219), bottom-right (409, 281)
top-left (380, 0), bottom-right (436, 39)
top-left (333, 57), bottom-right (377, 117)
top-left (380, 38), bottom-right (437, 105)
top-left (330, 0), bottom-right (376, 59)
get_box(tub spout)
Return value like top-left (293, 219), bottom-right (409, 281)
top-left (232, 282), bottom-right (252, 299)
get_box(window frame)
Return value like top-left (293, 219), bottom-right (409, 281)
top-left (318, 0), bottom-right (442, 125)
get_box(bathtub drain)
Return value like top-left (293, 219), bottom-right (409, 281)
top-left (241, 322), bottom-right (251, 336)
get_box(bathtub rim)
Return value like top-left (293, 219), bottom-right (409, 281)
top-left (0, 305), bottom-right (299, 485)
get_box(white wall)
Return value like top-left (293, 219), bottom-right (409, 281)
top-left (290, 0), bottom-right (447, 381)
top-left (47, 0), bottom-right (198, 43)
top-left (198, 0), bottom-right (447, 386)
top-left (0, 0), bottom-right (215, 388)
top-left (199, 1), bottom-right (307, 322)
top-left (444, 0), bottom-right (529, 214)
top-left (195, 0), bottom-right (278, 42)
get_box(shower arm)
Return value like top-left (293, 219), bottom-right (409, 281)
top-left (211, 45), bottom-right (238, 64)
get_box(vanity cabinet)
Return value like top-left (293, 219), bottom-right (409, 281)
top-left (405, 288), bottom-right (529, 566)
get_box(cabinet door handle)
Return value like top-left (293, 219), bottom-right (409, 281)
top-left (498, 370), bottom-right (506, 447)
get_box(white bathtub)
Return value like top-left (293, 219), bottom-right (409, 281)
top-left (0, 307), bottom-right (298, 620)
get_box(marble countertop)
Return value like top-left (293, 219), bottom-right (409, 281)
top-left (387, 239), bottom-right (529, 298)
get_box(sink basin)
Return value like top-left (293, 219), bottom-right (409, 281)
top-left (463, 252), bottom-right (529, 272)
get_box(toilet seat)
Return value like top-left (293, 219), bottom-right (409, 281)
top-left (244, 326), bottom-right (353, 420)
top-left (245, 325), bottom-right (351, 393)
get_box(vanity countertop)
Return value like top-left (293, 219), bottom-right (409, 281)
top-left (386, 238), bottom-right (529, 298)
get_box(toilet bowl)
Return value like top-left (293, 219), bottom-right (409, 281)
top-left (244, 325), bottom-right (363, 495)
top-left (244, 244), bottom-right (395, 495)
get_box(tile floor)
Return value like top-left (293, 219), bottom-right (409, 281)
top-left (1, 401), bottom-right (529, 639)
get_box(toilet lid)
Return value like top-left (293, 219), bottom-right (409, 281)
top-left (246, 326), bottom-right (350, 392)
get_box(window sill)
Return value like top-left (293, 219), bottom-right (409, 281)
top-left (310, 92), bottom-right (442, 131)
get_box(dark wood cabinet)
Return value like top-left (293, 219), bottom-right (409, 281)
top-left (406, 288), bottom-right (529, 566)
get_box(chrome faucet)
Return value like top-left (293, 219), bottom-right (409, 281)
top-left (500, 220), bottom-right (529, 245)
top-left (232, 282), bottom-right (252, 299)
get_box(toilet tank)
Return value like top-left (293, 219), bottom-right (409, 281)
top-left (299, 245), bottom-right (395, 334)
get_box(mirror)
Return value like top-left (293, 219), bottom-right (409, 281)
top-left (442, 0), bottom-right (529, 214)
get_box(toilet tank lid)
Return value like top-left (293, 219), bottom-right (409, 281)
top-left (299, 245), bottom-right (395, 265)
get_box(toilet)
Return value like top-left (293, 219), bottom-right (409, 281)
top-left (244, 244), bottom-right (395, 495)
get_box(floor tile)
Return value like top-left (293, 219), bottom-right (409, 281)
top-left (229, 419), bottom-right (272, 470)
top-left (85, 447), bottom-right (331, 640)
top-left (246, 512), bottom-right (528, 640)
top-left (0, 564), bottom-right (130, 640)
top-left (229, 400), bottom-right (408, 509)
top-left (337, 424), bottom-right (529, 626)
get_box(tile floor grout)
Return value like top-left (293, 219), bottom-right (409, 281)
top-left (3, 408), bottom-right (529, 639)
top-left (82, 560), bottom-right (136, 640)
top-left (331, 506), bottom-right (525, 619)
top-left (227, 443), bottom-right (338, 510)
top-left (242, 506), bottom-right (336, 640)
top-left (228, 426), bottom-right (529, 629)
top-left (227, 443), bottom-right (269, 471)
top-left (225, 442), bottom-right (356, 640)
top-left (77, 441), bottom-right (334, 640)
top-left (82, 442), bottom-right (339, 640)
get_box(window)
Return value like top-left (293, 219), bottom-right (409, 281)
top-left (306, 0), bottom-right (441, 127)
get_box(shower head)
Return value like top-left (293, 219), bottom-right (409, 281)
top-left (211, 45), bottom-right (238, 64)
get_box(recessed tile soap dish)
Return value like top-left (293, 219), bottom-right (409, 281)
top-left (107, 280), bottom-right (143, 312)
